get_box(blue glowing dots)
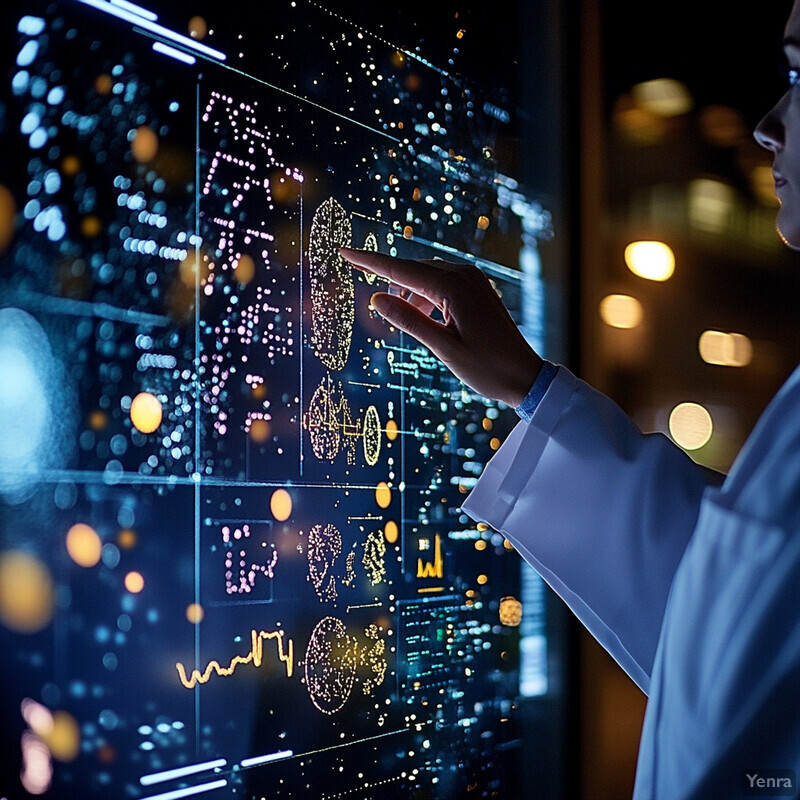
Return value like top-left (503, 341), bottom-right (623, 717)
top-left (0, 308), bottom-right (65, 503)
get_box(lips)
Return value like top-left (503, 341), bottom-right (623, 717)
top-left (774, 171), bottom-right (788, 189)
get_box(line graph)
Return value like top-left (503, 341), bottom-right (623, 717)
top-left (175, 628), bottom-right (294, 688)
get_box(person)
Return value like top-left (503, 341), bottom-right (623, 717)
top-left (341, 2), bottom-right (800, 796)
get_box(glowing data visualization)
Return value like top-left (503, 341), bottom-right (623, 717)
top-left (0, 0), bottom-right (556, 797)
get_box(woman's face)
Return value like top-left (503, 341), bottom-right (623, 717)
top-left (755, 1), bottom-right (800, 249)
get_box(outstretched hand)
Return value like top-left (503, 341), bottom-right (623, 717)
top-left (340, 247), bottom-right (542, 408)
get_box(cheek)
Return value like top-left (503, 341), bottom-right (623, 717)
top-left (785, 95), bottom-right (800, 148)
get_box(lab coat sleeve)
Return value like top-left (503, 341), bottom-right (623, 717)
top-left (461, 366), bottom-right (717, 695)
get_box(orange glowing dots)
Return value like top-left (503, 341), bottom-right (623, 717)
top-left (403, 225), bottom-right (413, 239)
top-left (477, 215), bottom-right (490, 231)
top-left (375, 482), bottom-right (392, 509)
top-left (0, 551), bottom-right (54, 633)
top-left (61, 155), bottom-right (81, 177)
top-left (188, 15), bottom-right (208, 39)
top-left (0, 184), bottom-right (16, 251)
top-left (456, 28), bottom-right (466, 39)
top-left (234, 253), bottom-right (256, 284)
top-left (65, 523), bottom-right (102, 568)
top-left (42, 711), bottom-right (80, 762)
top-left (94, 73), bottom-right (113, 94)
top-left (624, 241), bottom-right (675, 281)
top-left (124, 571), bottom-right (145, 593)
top-left (186, 603), bottom-right (204, 624)
top-left (669, 402), bottom-right (713, 451)
top-left (248, 418), bottom-right (270, 443)
top-left (412, 187), bottom-right (421, 202)
top-left (80, 215), bottom-right (102, 238)
top-left (499, 597), bottom-right (523, 626)
top-left (599, 294), bottom-right (644, 329)
top-left (612, 95), bottom-right (667, 145)
top-left (489, 437), bottom-right (501, 451)
top-left (384, 520), bottom-right (399, 544)
top-left (385, 419), bottom-right (398, 441)
top-left (476, 574), bottom-right (488, 585)
top-left (474, 539), bottom-right (487, 551)
top-left (391, 50), bottom-right (406, 68)
top-left (130, 392), bottom-right (162, 434)
top-left (117, 529), bottom-right (137, 549)
top-left (699, 104), bottom-right (747, 148)
top-left (270, 488), bottom-right (293, 522)
top-left (88, 409), bottom-right (108, 431)
top-left (405, 73), bottom-right (421, 91)
top-left (481, 417), bottom-right (493, 431)
top-left (179, 249), bottom-right (209, 286)
top-left (270, 176), bottom-right (294, 204)
top-left (96, 744), bottom-right (116, 763)
top-left (131, 125), bottom-right (159, 163)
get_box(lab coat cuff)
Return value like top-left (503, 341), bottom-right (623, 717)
top-left (462, 366), bottom-right (577, 527)
top-left (515, 360), bottom-right (558, 423)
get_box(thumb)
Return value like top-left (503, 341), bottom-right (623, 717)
top-left (370, 292), bottom-right (456, 358)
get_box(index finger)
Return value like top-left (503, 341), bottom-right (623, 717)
top-left (339, 247), bottom-right (451, 300)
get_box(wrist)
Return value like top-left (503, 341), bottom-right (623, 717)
top-left (504, 353), bottom-right (543, 408)
top-left (515, 360), bottom-right (557, 423)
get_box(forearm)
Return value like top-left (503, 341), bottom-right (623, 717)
top-left (463, 366), bottom-right (717, 693)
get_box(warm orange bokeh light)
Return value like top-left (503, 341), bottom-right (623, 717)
top-left (384, 520), bottom-right (399, 544)
top-left (124, 571), bottom-right (145, 593)
top-left (0, 552), bottom-right (54, 633)
top-left (0, 184), bottom-right (17, 251)
top-left (65, 523), bottom-right (102, 568)
top-left (131, 126), bottom-right (159, 163)
top-left (375, 482), bottom-right (392, 509)
top-left (270, 488), bottom-right (292, 522)
top-left (130, 392), bottom-right (162, 434)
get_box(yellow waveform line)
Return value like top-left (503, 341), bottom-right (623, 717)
top-left (176, 629), bottom-right (294, 688)
top-left (416, 534), bottom-right (443, 579)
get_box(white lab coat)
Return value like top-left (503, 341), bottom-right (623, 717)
top-left (462, 365), bottom-right (800, 799)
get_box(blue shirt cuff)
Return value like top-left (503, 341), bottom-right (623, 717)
top-left (515, 360), bottom-right (558, 423)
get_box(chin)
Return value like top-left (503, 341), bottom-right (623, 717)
top-left (776, 213), bottom-right (800, 250)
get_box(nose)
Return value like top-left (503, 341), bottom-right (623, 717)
top-left (754, 99), bottom-right (785, 152)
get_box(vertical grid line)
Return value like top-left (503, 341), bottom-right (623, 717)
top-left (299, 183), bottom-right (304, 477)
top-left (193, 77), bottom-right (202, 756)
top-left (399, 331), bottom-right (406, 573)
